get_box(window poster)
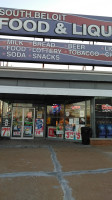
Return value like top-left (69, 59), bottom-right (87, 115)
top-left (66, 112), bottom-right (69, 117)
top-left (35, 119), bottom-right (44, 137)
top-left (79, 118), bottom-right (85, 124)
top-left (69, 118), bottom-right (74, 124)
top-left (12, 125), bottom-right (21, 136)
top-left (1, 127), bottom-right (10, 137)
top-left (24, 126), bottom-right (32, 135)
top-left (2, 118), bottom-right (11, 127)
top-left (74, 118), bottom-right (79, 124)
top-left (74, 125), bottom-right (85, 140)
top-left (37, 111), bottom-right (42, 119)
top-left (65, 124), bottom-right (75, 140)
top-left (1, 118), bottom-right (11, 137)
top-left (56, 130), bottom-right (64, 134)
top-left (56, 122), bottom-right (64, 135)
top-left (80, 110), bottom-right (84, 117)
top-left (65, 124), bottom-right (73, 131)
top-left (65, 131), bottom-right (74, 140)
top-left (13, 131), bottom-right (21, 136)
top-left (48, 126), bottom-right (56, 138)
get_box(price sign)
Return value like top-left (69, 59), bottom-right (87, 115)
top-left (48, 127), bottom-right (56, 138)
top-left (35, 119), bottom-right (44, 137)
top-left (35, 129), bottom-right (43, 137)
top-left (1, 127), bottom-right (10, 137)
top-left (75, 132), bottom-right (82, 140)
top-left (65, 131), bottom-right (74, 140)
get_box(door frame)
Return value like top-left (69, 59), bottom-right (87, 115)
top-left (11, 106), bottom-right (35, 139)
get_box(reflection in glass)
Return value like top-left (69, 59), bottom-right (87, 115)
top-left (47, 104), bottom-right (64, 139)
top-left (95, 97), bottom-right (112, 138)
top-left (65, 102), bottom-right (85, 140)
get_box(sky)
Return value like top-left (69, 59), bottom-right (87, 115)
top-left (1, 0), bottom-right (112, 71)
top-left (0, 0), bottom-right (112, 17)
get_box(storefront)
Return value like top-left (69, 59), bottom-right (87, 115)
top-left (0, 66), bottom-right (112, 143)
top-left (2, 97), bottom-right (112, 141)
top-left (0, 8), bottom-right (112, 143)
top-left (0, 99), bottom-right (91, 141)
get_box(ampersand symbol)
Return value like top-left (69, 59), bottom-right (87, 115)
top-left (55, 23), bottom-right (67, 34)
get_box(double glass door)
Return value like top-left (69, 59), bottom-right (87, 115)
top-left (12, 107), bottom-right (35, 138)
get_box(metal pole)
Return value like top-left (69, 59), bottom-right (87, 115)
top-left (42, 38), bottom-right (45, 69)
top-left (92, 41), bottom-right (95, 71)
top-left (90, 97), bottom-right (96, 138)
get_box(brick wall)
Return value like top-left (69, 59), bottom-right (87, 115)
top-left (90, 138), bottom-right (112, 146)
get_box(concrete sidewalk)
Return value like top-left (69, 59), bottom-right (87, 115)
top-left (0, 139), bottom-right (112, 200)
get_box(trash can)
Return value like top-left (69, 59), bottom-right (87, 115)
top-left (81, 127), bottom-right (92, 145)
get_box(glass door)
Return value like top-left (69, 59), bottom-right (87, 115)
top-left (23, 108), bottom-right (34, 138)
top-left (12, 107), bottom-right (23, 137)
top-left (12, 107), bottom-right (35, 138)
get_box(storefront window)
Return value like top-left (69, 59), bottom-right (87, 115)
top-left (1, 102), bottom-right (12, 137)
top-left (95, 97), bottom-right (112, 138)
top-left (0, 101), bottom-right (2, 124)
top-left (86, 100), bottom-right (91, 126)
top-left (65, 102), bottom-right (85, 140)
top-left (47, 104), bottom-right (64, 139)
top-left (0, 100), bottom-right (91, 141)
top-left (47, 104), bottom-right (64, 117)
top-left (47, 102), bottom-right (87, 140)
top-left (35, 106), bottom-right (44, 137)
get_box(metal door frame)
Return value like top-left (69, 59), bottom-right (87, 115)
top-left (11, 106), bottom-right (35, 139)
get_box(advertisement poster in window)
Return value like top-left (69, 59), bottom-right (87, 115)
top-left (13, 125), bottom-right (21, 136)
top-left (48, 126), bottom-right (56, 138)
top-left (79, 118), bottom-right (85, 124)
top-left (1, 118), bottom-right (11, 137)
top-left (65, 124), bottom-right (75, 140)
top-left (13, 131), bottom-right (21, 136)
top-left (80, 110), bottom-right (84, 117)
top-left (24, 126), bottom-right (32, 135)
top-left (74, 118), bottom-right (79, 124)
top-left (74, 125), bottom-right (85, 140)
top-left (37, 111), bottom-right (42, 119)
top-left (56, 121), bottom-right (64, 135)
top-left (35, 119), bottom-right (44, 137)
top-left (65, 131), bottom-right (74, 139)
top-left (1, 127), bottom-right (10, 137)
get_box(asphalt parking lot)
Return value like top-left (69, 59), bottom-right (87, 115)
top-left (0, 139), bottom-right (112, 200)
